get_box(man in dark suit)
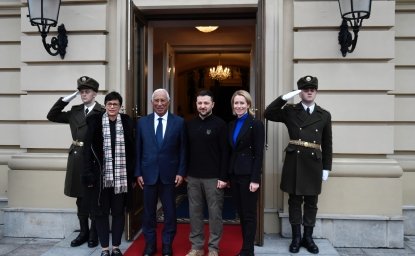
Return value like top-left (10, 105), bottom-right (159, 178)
top-left (47, 76), bottom-right (104, 248)
top-left (264, 75), bottom-right (332, 254)
top-left (135, 88), bottom-right (186, 256)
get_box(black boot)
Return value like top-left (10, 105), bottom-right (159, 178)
top-left (71, 216), bottom-right (89, 247)
top-left (289, 224), bottom-right (301, 253)
top-left (88, 219), bottom-right (99, 248)
top-left (301, 226), bottom-right (319, 254)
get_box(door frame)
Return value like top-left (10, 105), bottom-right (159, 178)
top-left (128, 0), bottom-right (265, 244)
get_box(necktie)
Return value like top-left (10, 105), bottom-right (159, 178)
top-left (156, 117), bottom-right (163, 147)
top-left (85, 108), bottom-right (89, 116)
top-left (306, 107), bottom-right (311, 115)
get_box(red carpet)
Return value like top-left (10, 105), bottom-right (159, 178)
top-left (124, 224), bottom-right (242, 256)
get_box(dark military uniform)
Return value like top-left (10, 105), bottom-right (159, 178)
top-left (264, 75), bottom-right (332, 254)
top-left (47, 99), bottom-right (104, 198)
top-left (264, 97), bottom-right (332, 195)
top-left (46, 76), bottom-right (104, 248)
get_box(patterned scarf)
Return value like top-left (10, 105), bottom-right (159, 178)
top-left (102, 112), bottom-right (127, 194)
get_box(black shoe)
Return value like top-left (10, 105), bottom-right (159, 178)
top-left (301, 226), bottom-right (319, 254)
top-left (101, 250), bottom-right (110, 256)
top-left (289, 237), bottom-right (301, 253)
top-left (111, 248), bottom-right (123, 256)
top-left (162, 243), bottom-right (173, 256)
top-left (301, 237), bottom-right (319, 254)
top-left (142, 243), bottom-right (156, 256)
top-left (70, 232), bottom-right (89, 247)
top-left (88, 220), bottom-right (98, 248)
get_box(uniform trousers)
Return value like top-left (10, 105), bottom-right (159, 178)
top-left (94, 187), bottom-right (126, 248)
top-left (187, 176), bottom-right (224, 252)
top-left (76, 196), bottom-right (90, 217)
top-left (231, 175), bottom-right (258, 255)
top-left (288, 194), bottom-right (318, 227)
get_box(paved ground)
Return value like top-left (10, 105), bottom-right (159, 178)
top-left (1, 224), bottom-right (415, 255)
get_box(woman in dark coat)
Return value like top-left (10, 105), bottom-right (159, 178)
top-left (228, 90), bottom-right (265, 256)
top-left (83, 91), bottom-right (135, 256)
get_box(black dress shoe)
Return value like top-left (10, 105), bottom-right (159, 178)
top-left (142, 243), bottom-right (156, 256)
top-left (88, 225), bottom-right (98, 247)
top-left (101, 250), bottom-right (110, 256)
top-left (162, 243), bottom-right (173, 256)
top-left (70, 231), bottom-right (89, 247)
top-left (111, 248), bottom-right (123, 256)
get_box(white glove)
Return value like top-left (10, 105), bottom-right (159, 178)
top-left (62, 91), bottom-right (79, 102)
top-left (322, 170), bottom-right (329, 181)
top-left (282, 90), bottom-right (301, 101)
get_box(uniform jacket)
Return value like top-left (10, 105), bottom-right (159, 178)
top-left (228, 114), bottom-right (265, 184)
top-left (134, 112), bottom-right (186, 185)
top-left (82, 113), bottom-right (135, 214)
top-left (264, 96), bottom-right (332, 195)
top-left (46, 98), bottom-right (104, 197)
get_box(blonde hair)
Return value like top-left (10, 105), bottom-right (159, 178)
top-left (231, 90), bottom-right (255, 116)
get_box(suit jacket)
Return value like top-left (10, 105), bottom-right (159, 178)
top-left (47, 98), bottom-right (104, 197)
top-left (134, 112), bottom-right (186, 185)
top-left (228, 114), bottom-right (265, 184)
top-left (264, 96), bottom-right (332, 195)
top-left (82, 113), bottom-right (135, 214)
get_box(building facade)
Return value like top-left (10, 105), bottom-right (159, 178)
top-left (0, 0), bottom-right (414, 248)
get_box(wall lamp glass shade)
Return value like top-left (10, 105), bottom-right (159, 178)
top-left (27, 0), bottom-right (67, 59)
top-left (337, 0), bottom-right (372, 57)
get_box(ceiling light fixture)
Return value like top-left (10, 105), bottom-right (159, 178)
top-left (195, 26), bottom-right (218, 33)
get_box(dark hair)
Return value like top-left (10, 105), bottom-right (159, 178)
top-left (104, 91), bottom-right (123, 106)
top-left (196, 89), bottom-right (214, 102)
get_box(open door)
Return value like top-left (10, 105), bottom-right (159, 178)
top-left (163, 42), bottom-right (176, 111)
top-left (255, 0), bottom-right (265, 246)
top-left (125, 1), bottom-right (148, 241)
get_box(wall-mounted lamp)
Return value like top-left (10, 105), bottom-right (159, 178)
top-left (337, 0), bottom-right (372, 57)
top-left (27, 0), bottom-right (68, 59)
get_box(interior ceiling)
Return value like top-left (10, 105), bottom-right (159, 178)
top-left (153, 20), bottom-right (256, 73)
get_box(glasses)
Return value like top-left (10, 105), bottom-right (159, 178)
top-left (106, 103), bottom-right (120, 108)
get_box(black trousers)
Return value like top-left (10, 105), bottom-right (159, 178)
top-left (94, 187), bottom-right (126, 248)
top-left (76, 196), bottom-right (90, 218)
top-left (288, 194), bottom-right (318, 227)
top-left (231, 175), bottom-right (258, 255)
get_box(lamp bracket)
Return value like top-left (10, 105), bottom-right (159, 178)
top-left (338, 19), bottom-right (359, 57)
top-left (41, 24), bottom-right (68, 59)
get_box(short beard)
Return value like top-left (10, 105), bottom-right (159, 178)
top-left (199, 110), bottom-right (212, 119)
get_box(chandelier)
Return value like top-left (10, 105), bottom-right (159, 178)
top-left (209, 55), bottom-right (231, 81)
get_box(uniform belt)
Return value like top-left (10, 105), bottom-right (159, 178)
top-left (72, 140), bottom-right (84, 147)
top-left (289, 140), bottom-right (321, 150)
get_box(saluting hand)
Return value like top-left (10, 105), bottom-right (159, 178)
top-left (282, 90), bottom-right (301, 101)
top-left (62, 90), bottom-right (79, 102)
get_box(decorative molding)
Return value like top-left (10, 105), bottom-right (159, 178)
top-left (8, 153), bottom-right (67, 171)
top-left (331, 158), bottom-right (403, 178)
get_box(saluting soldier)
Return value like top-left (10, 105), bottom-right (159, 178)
top-left (264, 75), bottom-right (332, 254)
top-left (47, 76), bottom-right (104, 248)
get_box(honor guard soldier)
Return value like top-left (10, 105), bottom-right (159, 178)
top-left (47, 76), bottom-right (105, 248)
top-left (264, 75), bottom-right (333, 254)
